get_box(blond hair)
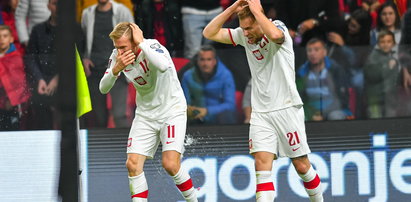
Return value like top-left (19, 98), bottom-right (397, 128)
top-left (109, 22), bottom-right (132, 40)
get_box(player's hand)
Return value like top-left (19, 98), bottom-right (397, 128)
top-left (246, 0), bottom-right (263, 15)
top-left (129, 23), bottom-right (144, 46)
top-left (82, 58), bottom-right (94, 77)
top-left (230, 0), bottom-right (248, 13)
top-left (46, 76), bottom-right (59, 96)
top-left (38, 79), bottom-right (48, 95)
top-left (113, 49), bottom-right (136, 75)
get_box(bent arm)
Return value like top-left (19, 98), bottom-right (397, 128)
top-left (99, 69), bottom-right (118, 94)
top-left (139, 40), bottom-right (173, 72)
top-left (203, 2), bottom-right (240, 44)
top-left (99, 53), bottom-right (118, 94)
top-left (248, 0), bottom-right (284, 43)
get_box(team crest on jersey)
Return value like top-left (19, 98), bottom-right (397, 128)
top-left (134, 76), bottom-right (147, 85)
top-left (252, 49), bottom-right (264, 60)
top-left (150, 43), bottom-right (164, 53)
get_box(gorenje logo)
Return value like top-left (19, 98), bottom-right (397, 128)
top-left (182, 133), bottom-right (411, 201)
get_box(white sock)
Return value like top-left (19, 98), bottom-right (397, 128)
top-left (256, 171), bottom-right (275, 202)
top-left (298, 166), bottom-right (323, 202)
top-left (129, 172), bottom-right (148, 202)
top-left (172, 167), bottom-right (198, 202)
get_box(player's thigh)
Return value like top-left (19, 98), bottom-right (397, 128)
top-left (249, 112), bottom-right (277, 155)
top-left (160, 112), bottom-right (187, 154)
top-left (127, 116), bottom-right (160, 158)
top-left (272, 106), bottom-right (311, 158)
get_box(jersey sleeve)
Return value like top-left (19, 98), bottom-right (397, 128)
top-left (138, 39), bottom-right (174, 72)
top-left (99, 49), bottom-right (119, 94)
top-left (228, 27), bottom-right (245, 47)
top-left (272, 20), bottom-right (290, 45)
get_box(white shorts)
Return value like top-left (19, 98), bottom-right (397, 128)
top-left (249, 106), bottom-right (311, 158)
top-left (127, 112), bottom-right (187, 158)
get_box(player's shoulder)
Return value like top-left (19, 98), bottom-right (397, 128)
top-left (145, 39), bottom-right (167, 54)
top-left (272, 20), bottom-right (287, 32)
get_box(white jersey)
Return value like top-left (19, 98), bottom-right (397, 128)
top-left (100, 39), bottom-right (187, 120)
top-left (229, 20), bottom-right (303, 112)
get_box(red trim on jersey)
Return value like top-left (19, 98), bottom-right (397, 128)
top-left (256, 182), bottom-right (275, 192)
top-left (303, 174), bottom-right (321, 189)
top-left (227, 29), bottom-right (236, 46)
top-left (135, 49), bottom-right (143, 58)
top-left (131, 190), bottom-right (148, 198)
top-left (176, 179), bottom-right (194, 192)
top-left (262, 35), bottom-right (269, 43)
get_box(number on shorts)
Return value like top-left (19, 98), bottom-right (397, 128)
top-left (167, 125), bottom-right (175, 138)
top-left (286, 131), bottom-right (300, 146)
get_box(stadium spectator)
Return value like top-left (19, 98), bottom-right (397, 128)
top-left (370, 1), bottom-right (402, 55)
top-left (181, 0), bottom-right (223, 59)
top-left (275, 0), bottom-right (344, 46)
top-left (100, 22), bottom-right (198, 201)
top-left (1, 0), bottom-right (24, 54)
top-left (0, 25), bottom-right (30, 130)
top-left (132, 0), bottom-right (183, 56)
top-left (14, 0), bottom-right (50, 46)
top-left (364, 30), bottom-right (400, 118)
top-left (76, 0), bottom-right (133, 22)
top-left (25, 0), bottom-right (81, 129)
top-left (81, 0), bottom-right (133, 128)
top-left (327, 9), bottom-right (373, 118)
top-left (297, 38), bottom-right (350, 121)
top-left (181, 44), bottom-right (236, 125)
top-left (204, 1), bottom-right (324, 201)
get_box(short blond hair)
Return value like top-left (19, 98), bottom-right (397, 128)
top-left (109, 22), bottom-right (132, 40)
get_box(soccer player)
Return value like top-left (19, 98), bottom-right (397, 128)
top-left (100, 22), bottom-right (197, 202)
top-left (203, 0), bottom-right (323, 201)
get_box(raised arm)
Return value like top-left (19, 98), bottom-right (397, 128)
top-left (247, 0), bottom-right (284, 44)
top-left (203, 0), bottom-right (247, 44)
top-left (129, 23), bottom-right (172, 72)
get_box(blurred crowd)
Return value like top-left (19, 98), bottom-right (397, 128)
top-left (0, 0), bottom-right (411, 130)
